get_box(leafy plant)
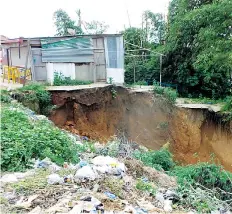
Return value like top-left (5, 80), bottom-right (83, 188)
top-left (19, 83), bottom-right (52, 115)
top-left (53, 72), bottom-right (92, 86)
top-left (133, 148), bottom-right (175, 171)
top-left (0, 90), bottom-right (11, 103)
top-left (136, 178), bottom-right (156, 195)
top-left (1, 107), bottom-right (80, 171)
top-left (153, 84), bottom-right (178, 104)
top-left (170, 163), bottom-right (232, 201)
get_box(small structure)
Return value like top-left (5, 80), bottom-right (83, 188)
top-left (1, 34), bottom-right (124, 84)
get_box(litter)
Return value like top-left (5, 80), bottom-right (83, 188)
top-left (0, 174), bottom-right (18, 184)
top-left (163, 199), bottom-right (173, 212)
top-left (75, 165), bottom-right (97, 180)
top-left (104, 192), bottom-right (117, 200)
top-left (47, 173), bottom-right (63, 185)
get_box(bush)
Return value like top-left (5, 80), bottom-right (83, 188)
top-left (170, 163), bottom-right (232, 201)
top-left (0, 90), bottom-right (11, 103)
top-left (133, 148), bottom-right (175, 171)
top-left (19, 83), bottom-right (52, 115)
top-left (222, 96), bottom-right (232, 112)
top-left (153, 84), bottom-right (177, 104)
top-left (1, 107), bottom-right (80, 171)
top-left (53, 72), bottom-right (92, 86)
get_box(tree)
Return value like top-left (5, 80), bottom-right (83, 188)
top-left (85, 21), bottom-right (109, 34)
top-left (53, 9), bottom-right (108, 36)
top-left (142, 11), bottom-right (166, 44)
top-left (163, 0), bottom-right (232, 98)
top-left (53, 9), bottom-right (82, 36)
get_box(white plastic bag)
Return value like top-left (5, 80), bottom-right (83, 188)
top-left (47, 173), bottom-right (63, 185)
top-left (75, 165), bottom-right (97, 180)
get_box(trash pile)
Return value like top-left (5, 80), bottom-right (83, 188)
top-left (0, 152), bottom-right (185, 214)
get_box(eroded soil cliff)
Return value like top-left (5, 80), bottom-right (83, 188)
top-left (49, 86), bottom-right (232, 171)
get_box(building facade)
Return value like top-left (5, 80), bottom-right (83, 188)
top-left (1, 34), bottom-right (124, 84)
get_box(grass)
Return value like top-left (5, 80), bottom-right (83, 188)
top-left (10, 169), bottom-right (50, 195)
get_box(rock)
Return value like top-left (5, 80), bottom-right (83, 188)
top-left (163, 199), bottom-right (173, 212)
top-left (74, 165), bottom-right (97, 181)
top-left (1, 174), bottom-right (18, 184)
top-left (47, 174), bottom-right (63, 185)
top-left (28, 206), bottom-right (43, 214)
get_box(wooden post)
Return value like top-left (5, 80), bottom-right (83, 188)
top-left (159, 55), bottom-right (162, 86)
top-left (23, 39), bottom-right (30, 86)
top-left (133, 60), bottom-right (136, 85)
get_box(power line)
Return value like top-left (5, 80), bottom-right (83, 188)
top-left (125, 41), bottom-right (165, 56)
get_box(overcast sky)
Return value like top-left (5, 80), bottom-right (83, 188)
top-left (0, 0), bottom-right (169, 38)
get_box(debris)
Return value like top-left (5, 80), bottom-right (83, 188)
top-left (124, 205), bottom-right (137, 213)
top-left (155, 192), bottom-right (165, 205)
top-left (47, 173), bottom-right (63, 185)
top-left (79, 196), bottom-right (104, 212)
top-left (163, 199), bottom-right (173, 212)
top-left (79, 160), bottom-right (88, 168)
top-left (137, 199), bottom-right (161, 212)
top-left (75, 165), bottom-right (97, 181)
top-left (28, 206), bottom-right (43, 214)
top-left (93, 183), bottom-right (100, 192)
top-left (0, 174), bottom-right (18, 184)
top-left (104, 192), bottom-right (117, 200)
top-left (92, 156), bottom-right (126, 176)
top-left (35, 157), bottom-right (52, 169)
top-left (64, 174), bottom-right (74, 183)
top-left (48, 163), bottom-right (61, 172)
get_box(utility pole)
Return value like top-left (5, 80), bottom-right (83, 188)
top-left (133, 60), bottom-right (136, 85)
top-left (160, 55), bottom-right (162, 86)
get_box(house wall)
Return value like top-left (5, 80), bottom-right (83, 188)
top-left (9, 46), bottom-right (31, 68)
top-left (46, 63), bottom-right (75, 85)
top-left (75, 63), bottom-right (94, 82)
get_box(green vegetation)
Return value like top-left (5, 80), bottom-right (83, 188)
top-left (53, 72), bottom-right (92, 86)
top-left (19, 83), bottom-right (52, 115)
top-left (153, 84), bottom-right (178, 104)
top-left (133, 148), bottom-right (175, 171)
top-left (0, 90), bottom-right (11, 103)
top-left (170, 163), bottom-right (232, 212)
top-left (136, 178), bottom-right (156, 195)
top-left (123, 0), bottom-right (231, 100)
top-left (1, 106), bottom-right (80, 172)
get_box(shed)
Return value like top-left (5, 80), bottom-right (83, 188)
top-left (1, 34), bottom-right (124, 84)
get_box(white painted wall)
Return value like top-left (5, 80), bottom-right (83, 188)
top-left (46, 63), bottom-right (75, 85)
top-left (106, 68), bottom-right (124, 84)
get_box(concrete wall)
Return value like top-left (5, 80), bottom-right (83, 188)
top-left (8, 47), bottom-right (31, 68)
top-left (106, 68), bottom-right (124, 84)
top-left (75, 64), bottom-right (94, 82)
top-left (46, 62), bottom-right (75, 85)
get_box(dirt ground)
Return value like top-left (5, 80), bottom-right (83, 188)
top-left (48, 86), bottom-right (232, 171)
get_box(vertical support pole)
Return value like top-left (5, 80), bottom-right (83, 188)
top-left (133, 60), bottom-right (136, 85)
top-left (160, 55), bottom-right (162, 86)
top-left (23, 39), bottom-right (30, 86)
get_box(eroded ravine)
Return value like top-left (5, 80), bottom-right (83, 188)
top-left (48, 86), bottom-right (232, 171)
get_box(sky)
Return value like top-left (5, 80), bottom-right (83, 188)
top-left (0, 0), bottom-right (169, 38)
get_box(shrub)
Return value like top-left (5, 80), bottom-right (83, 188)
top-left (1, 107), bottom-right (80, 171)
top-left (0, 90), bottom-right (11, 103)
top-left (222, 96), bottom-right (232, 112)
top-left (53, 72), bottom-right (92, 86)
top-left (19, 83), bottom-right (52, 115)
top-left (153, 84), bottom-right (177, 104)
top-left (133, 148), bottom-right (175, 171)
top-left (170, 163), bottom-right (232, 201)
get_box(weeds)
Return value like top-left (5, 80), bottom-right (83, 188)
top-left (1, 107), bottom-right (80, 172)
top-left (153, 84), bottom-right (177, 104)
top-left (136, 178), bottom-right (156, 195)
top-left (19, 83), bottom-right (52, 115)
top-left (53, 72), bottom-right (92, 86)
top-left (133, 148), bottom-right (175, 171)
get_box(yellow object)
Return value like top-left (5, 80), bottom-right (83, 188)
top-left (2, 66), bottom-right (31, 83)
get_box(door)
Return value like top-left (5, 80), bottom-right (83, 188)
top-left (93, 38), bottom-right (106, 82)
top-left (32, 48), bottom-right (47, 81)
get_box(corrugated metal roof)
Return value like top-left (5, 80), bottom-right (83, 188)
top-left (41, 37), bottom-right (94, 63)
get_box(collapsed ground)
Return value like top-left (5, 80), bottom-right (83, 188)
top-left (1, 90), bottom-right (232, 213)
